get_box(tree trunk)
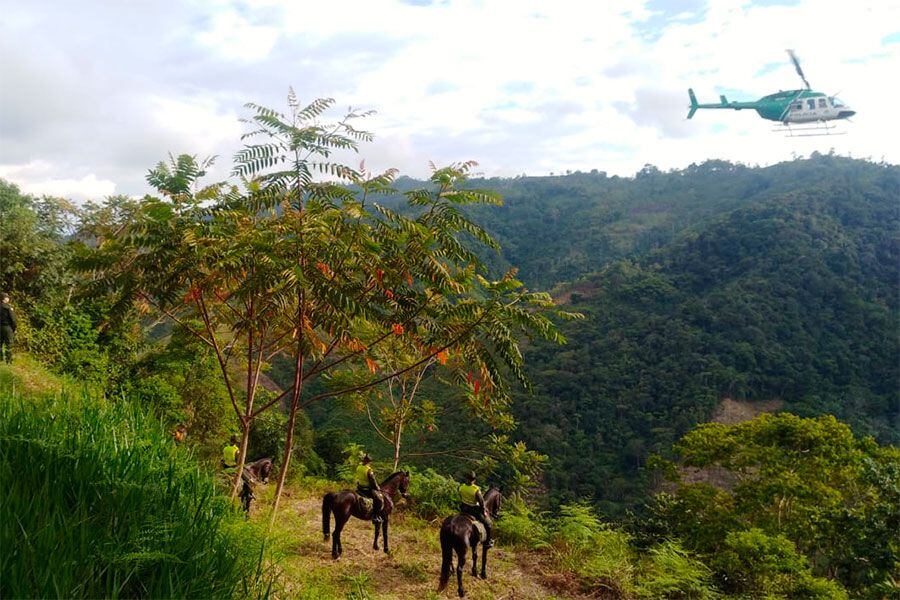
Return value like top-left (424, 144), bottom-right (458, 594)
top-left (230, 415), bottom-right (252, 498)
top-left (269, 395), bottom-right (299, 526)
top-left (269, 303), bottom-right (304, 526)
top-left (392, 420), bottom-right (404, 471)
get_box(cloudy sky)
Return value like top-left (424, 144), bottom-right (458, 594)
top-left (1, 0), bottom-right (898, 200)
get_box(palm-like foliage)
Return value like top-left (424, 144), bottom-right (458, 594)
top-left (77, 93), bottom-right (579, 518)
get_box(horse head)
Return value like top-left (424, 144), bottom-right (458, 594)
top-left (399, 470), bottom-right (410, 499)
top-left (259, 458), bottom-right (273, 483)
top-left (485, 487), bottom-right (502, 520)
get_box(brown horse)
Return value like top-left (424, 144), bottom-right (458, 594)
top-left (321, 471), bottom-right (410, 559)
top-left (437, 488), bottom-right (502, 597)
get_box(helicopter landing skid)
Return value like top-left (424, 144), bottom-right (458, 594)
top-left (774, 122), bottom-right (846, 138)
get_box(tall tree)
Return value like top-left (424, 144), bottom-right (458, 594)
top-left (80, 93), bottom-right (579, 517)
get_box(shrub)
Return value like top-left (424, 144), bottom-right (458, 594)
top-left (0, 385), bottom-right (274, 599)
top-left (713, 528), bottom-right (848, 599)
top-left (548, 503), bottom-right (634, 593)
top-left (248, 405), bottom-right (325, 477)
top-left (493, 496), bottom-right (549, 549)
top-left (404, 466), bottom-right (459, 520)
top-left (634, 541), bottom-right (715, 599)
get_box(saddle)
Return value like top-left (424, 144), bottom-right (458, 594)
top-left (463, 514), bottom-right (487, 541)
top-left (356, 495), bottom-right (374, 517)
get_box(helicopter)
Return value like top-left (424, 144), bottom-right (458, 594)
top-left (687, 50), bottom-right (855, 136)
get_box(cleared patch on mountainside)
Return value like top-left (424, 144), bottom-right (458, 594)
top-left (711, 397), bottom-right (783, 425)
top-left (679, 397), bottom-right (784, 488)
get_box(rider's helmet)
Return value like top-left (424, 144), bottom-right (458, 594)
top-left (361, 453), bottom-right (372, 464)
top-left (465, 471), bottom-right (476, 483)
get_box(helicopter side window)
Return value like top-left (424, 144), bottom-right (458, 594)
top-left (792, 102), bottom-right (802, 111)
top-left (806, 99), bottom-right (816, 110)
top-left (818, 98), bottom-right (827, 108)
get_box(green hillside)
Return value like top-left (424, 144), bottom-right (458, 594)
top-left (307, 155), bottom-right (899, 512)
top-left (512, 166), bottom-right (899, 511)
top-left (447, 154), bottom-right (899, 289)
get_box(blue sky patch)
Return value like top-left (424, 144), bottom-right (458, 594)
top-left (502, 81), bottom-right (535, 94)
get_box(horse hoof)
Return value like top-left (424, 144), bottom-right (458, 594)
top-left (480, 573), bottom-right (487, 580)
top-left (458, 590), bottom-right (465, 598)
top-left (324, 534), bottom-right (330, 541)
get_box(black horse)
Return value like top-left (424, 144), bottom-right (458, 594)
top-left (321, 471), bottom-right (410, 559)
top-left (437, 488), bottom-right (502, 597)
top-left (238, 457), bottom-right (274, 514)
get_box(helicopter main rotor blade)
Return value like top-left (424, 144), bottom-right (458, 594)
top-left (787, 49), bottom-right (811, 90)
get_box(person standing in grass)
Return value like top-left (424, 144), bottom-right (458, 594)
top-left (0, 294), bottom-right (16, 364)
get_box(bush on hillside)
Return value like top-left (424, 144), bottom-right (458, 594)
top-left (249, 404), bottom-right (325, 477)
top-left (404, 466), bottom-right (459, 520)
top-left (633, 541), bottom-right (714, 599)
top-left (0, 385), bottom-right (273, 599)
top-left (713, 529), bottom-right (848, 599)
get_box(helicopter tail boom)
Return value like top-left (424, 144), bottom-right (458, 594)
top-left (687, 89), bottom-right (759, 118)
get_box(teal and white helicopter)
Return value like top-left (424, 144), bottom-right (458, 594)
top-left (687, 50), bottom-right (855, 137)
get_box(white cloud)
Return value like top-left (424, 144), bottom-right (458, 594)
top-left (0, 161), bottom-right (117, 200)
top-left (0, 0), bottom-right (897, 199)
top-left (194, 9), bottom-right (281, 62)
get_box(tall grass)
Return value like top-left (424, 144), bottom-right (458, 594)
top-left (0, 386), bottom-right (274, 599)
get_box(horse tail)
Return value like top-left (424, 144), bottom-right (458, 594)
top-left (322, 493), bottom-right (334, 540)
top-left (437, 520), bottom-right (453, 592)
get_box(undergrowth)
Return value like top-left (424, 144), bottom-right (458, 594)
top-left (0, 375), bottom-right (275, 599)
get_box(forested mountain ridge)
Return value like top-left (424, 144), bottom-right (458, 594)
top-left (389, 154), bottom-right (899, 289)
top-left (300, 155), bottom-right (900, 512)
top-left (511, 166), bottom-right (899, 511)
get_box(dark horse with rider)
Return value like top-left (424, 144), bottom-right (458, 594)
top-left (438, 471), bottom-right (502, 597)
top-left (321, 453), bottom-right (410, 559)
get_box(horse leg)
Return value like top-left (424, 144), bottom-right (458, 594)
top-left (480, 543), bottom-right (488, 579)
top-left (333, 516), bottom-right (345, 560)
top-left (373, 518), bottom-right (380, 550)
top-left (471, 542), bottom-right (478, 577)
top-left (382, 518), bottom-right (389, 554)
top-left (456, 546), bottom-right (467, 597)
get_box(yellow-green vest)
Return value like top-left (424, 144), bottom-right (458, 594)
top-left (356, 464), bottom-right (374, 487)
top-left (222, 444), bottom-right (238, 467)
top-left (459, 483), bottom-right (480, 506)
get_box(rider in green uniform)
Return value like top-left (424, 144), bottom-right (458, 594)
top-left (459, 471), bottom-right (493, 547)
top-left (222, 435), bottom-right (239, 472)
top-left (355, 454), bottom-right (383, 523)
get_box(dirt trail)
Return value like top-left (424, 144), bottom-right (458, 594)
top-left (252, 482), bottom-right (585, 600)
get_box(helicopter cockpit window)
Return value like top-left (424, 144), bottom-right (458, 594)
top-left (830, 97), bottom-right (845, 107)
top-left (806, 99), bottom-right (816, 110)
top-left (818, 98), bottom-right (827, 108)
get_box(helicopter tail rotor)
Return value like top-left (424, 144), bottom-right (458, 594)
top-left (787, 49), bottom-right (811, 90)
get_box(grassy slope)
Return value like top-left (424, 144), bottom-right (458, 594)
top-left (253, 480), bottom-right (589, 600)
top-left (0, 356), bottom-right (594, 599)
top-left (0, 355), bottom-right (272, 599)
